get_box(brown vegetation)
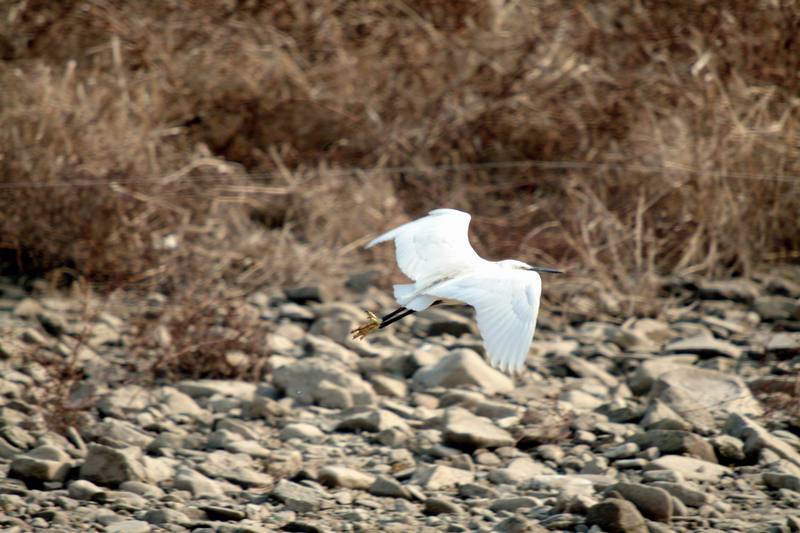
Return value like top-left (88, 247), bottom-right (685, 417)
top-left (1, 1), bottom-right (799, 307)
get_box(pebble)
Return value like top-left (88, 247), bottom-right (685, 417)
top-left (424, 496), bottom-right (462, 515)
top-left (68, 479), bottom-right (105, 500)
top-left (411, 349), bottom-right (514, 394)
top-left (442, 407), bottom-right (514, 449)
top-left (79, 444), bottom-right (146, 486)
top-left (319, 466), bottom-right (375, 490)
top-left (724, 413), bottom-right (800, 468)
top-left (173, 467), bottom-right (225, 497)
top-left (585, 498), bottom-right (648, 533)
top-left (649, 367), bottom-right (762, 431)
top-left (645, 455), bottom-right (732, 482)
top-left (630, 430), bottom-right (717, 463)
top-left (10, 445), bottom-right (72, 482)
top-left (271, 479), bottom-right (323, 512)
top-left (411, 465), bottom-right (474, 490)
top-left (650, 481), bottom-right (710, 507)
top-left (2, 272), bottom-right (799, 531)
top-left (610, 482), bottom-right (673, 522)
top-left (105, 520), bottom-right (152, 533)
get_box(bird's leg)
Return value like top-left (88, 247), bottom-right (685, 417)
top-left (378, 308), bottom-right (416, 329)
top-left (351, 300), bottom-right (443, 340)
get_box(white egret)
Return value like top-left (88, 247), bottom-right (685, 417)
top-left (351, 208), bottom-right (562, 373)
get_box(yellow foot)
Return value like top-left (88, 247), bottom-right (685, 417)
top-left (350, 311), bottom-right (382, 340)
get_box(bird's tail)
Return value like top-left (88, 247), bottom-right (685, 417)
top-left (393, 284), bottom-right (436, 311)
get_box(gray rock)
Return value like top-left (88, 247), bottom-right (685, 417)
top-left (68, 479), bottom-right (105, 500)
top-left (173, 467), bottom-right (225, 497)
top-left (96, 385), bottom-right (154, 416)
top-left (410, 465), bottom-right (474, 490)
top-left (610, 482), bottom-right (672, 523)
top-left (494, 515), bottom-right (548, 533)
top-left (119, 480), bottom-right (165, 499)
top-left (92, 418), bottom-right (154, 448)
top-left (754, 296), bottom-right (800, 321)
top-left (585, 498), bottom-right (648, 533)
top-left (318, 466), bottom-right (375, 489)
top-left (346, 270), bottom-right (379, 292)
top-left (176, 379), bottom-right (257, 400)
top-left (271, 479), bottom-right (322, 512)
top-left (412, 348), bottom-right (514, 394)
top-left (10, 445), bottom-right (71, 482)
top-left (157, 387), bottom-right (204, 416)
top-left (665, 335), bottom-right (743, 359)
top-left (575, 321), bottom-right (630, 346)
top-left (458, 482), bottom-right (499, 499)
top-left (558, 389), bottom-right (604, 411)
top-left (144, 508), bottom-right (191, 525)
top-left (369, 475), bottom-right (412, 499)
top-left (490, 496), bottom-right (539, 512)
top-left (315, 380), bottom-right (353, 409)
top-left (724, 413), bottom-right (800, 468)
top-left (630, 430), bottom-right (717, 463)
top-left (602, 442), bottom-right (639, 460)
top-left (442, 407), bottom-right (514, 449)
top-left (369, 374), bottom-right (408, 398)
top-left (527, 474), bottom-right (597, 498)
top-left (698, 279), bottom-right (760, 303)
top-left (488, 457), bottom-right (555, 485)
top-left (424, 496), bottom-right (462, 514)
top-left (105, 520), bottom-right (152, 533)
top-left (306, 333), bottom-right (360, 364)
top-left (280, 423), bottom-right (325, 442)
top-left (336, 409), bottom-right (411, 434)
top-left (766, 332), bottom-right (800, 357)
top-left (284, 285), bottom-right (324, 304)
top-left (621, 318), bottom-right (674, 348)
top-left (640, 399), bottom-right (693, 431)
top-left (279, 302), bottom-right (316, 321)
top-left (562, 355), bottom-right (619, 388)
top-left (645, 455), bottom-right (731, 482)
top-left (537, 444), bottom-right (565, 463)
top-left (649, 481), bottom-right (709, 507)
top-left (199, 505), bottom-right (246, 521)
top-left (763, 472), bottom-right (800, 491)
top-left (628, 357), bottom-right (696, 395)
top-left (710, 435), bottom-right (746, 462)
top-left (266, 449), bottom-right (303, 479)
top-left (273, 358), bottom-right (376, 406)
top-left (649, 367), bottom-right (761, 431)
top-left (79, 445), bottom-right (145, 487)
top-left (0, 425), bottom-right (34, 450)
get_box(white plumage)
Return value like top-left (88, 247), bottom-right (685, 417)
top-left (365, 208), bottom-right (554, 373)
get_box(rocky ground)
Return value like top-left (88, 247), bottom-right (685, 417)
top-left (0, 272), bottom-right (799, 533)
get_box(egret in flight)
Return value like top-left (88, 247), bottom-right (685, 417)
top-left (351, 208), bottom-right (562, 373)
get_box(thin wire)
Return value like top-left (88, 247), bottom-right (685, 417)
top-left (1, 159), bottom-right (799, 190)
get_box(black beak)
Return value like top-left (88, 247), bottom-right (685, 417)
top-left (529, 266), bottom-right (564, 274)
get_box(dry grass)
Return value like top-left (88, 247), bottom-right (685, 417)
top-left (1, 1), bottom-right (799, 307)
top-left (131, 280), bottom-right (272, 381)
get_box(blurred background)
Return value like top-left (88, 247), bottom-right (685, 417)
top-left (1, 1), bottom-right (799, 311)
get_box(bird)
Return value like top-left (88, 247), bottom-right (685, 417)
top-left (350, 208), bottom-right (562, 373)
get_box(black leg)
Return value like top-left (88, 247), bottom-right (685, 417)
top-left (381, 306), bottom-right (408, 322)
top-left (379, 308), bottom-right (415, 328)
top-left (378, 300), bottom-right (443, 329)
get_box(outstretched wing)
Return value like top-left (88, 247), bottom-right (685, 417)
top-left (366, 209), bottom-right (485, 281)
top-left (427, 268), bottom-right (542, 373)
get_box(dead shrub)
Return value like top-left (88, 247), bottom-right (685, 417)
top-left (0, 0), bottom-right (798, 306)
top-left (131, 275), bottom-right (271, 381)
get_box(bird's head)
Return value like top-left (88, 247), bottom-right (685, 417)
top-left (498, 259), bottom-right (563, 274)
